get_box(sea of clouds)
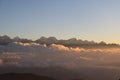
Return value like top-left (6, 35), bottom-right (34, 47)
top-left (1, 42), bottom-right (120, 80)
top-left (0, 42), bottom-right (120, 68)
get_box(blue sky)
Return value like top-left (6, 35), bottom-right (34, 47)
top-left (0, 0), bottom-right (120, 43)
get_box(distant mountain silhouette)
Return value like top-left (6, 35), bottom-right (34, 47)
top-left (0, 73), bottom-right (56, 80)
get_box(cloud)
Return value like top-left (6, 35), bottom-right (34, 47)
top-left (1, 42), bottom-right (120, 80)
top-left (14, 42), bottom-right (40, 46)
top-left (50, 44), bottom-right (84, 52)
top-left (79, 56), bottom-right (93, 61)
top-left (50, 44), bottom-right (70, 51)
top-left (0, 42), bottom-right (120, 68)
top-left (0, 59), bottom-right (3, 65)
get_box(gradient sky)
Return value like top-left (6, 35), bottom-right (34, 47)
top-left (0, 0), bottom-right (120, 43)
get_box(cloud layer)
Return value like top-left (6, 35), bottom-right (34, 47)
top-left (0, 42), bottom-right (120, 68)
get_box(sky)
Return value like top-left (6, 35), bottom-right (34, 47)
top-left (0, 0), bottom-right (120, 43)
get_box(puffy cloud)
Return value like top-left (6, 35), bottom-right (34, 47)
top-left (70, 47), bottom-right (84, 52)
top-left (14, 42), bottom-right (40, 46)
top-left (50, 44), bottom-right (70, 51)
top-left (50, 44), bottom-right (84, 52)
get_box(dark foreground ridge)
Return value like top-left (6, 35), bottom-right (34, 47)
top-left (0, 73), bottom-right (84, 80)
top-left (0, 73), bottom-right (56, 80)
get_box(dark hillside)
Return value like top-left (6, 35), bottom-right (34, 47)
top-left (0, 73), bottom-right (56, 80)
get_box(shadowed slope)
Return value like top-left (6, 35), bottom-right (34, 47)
top-left (0, 73), bottom-right (56, 80)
